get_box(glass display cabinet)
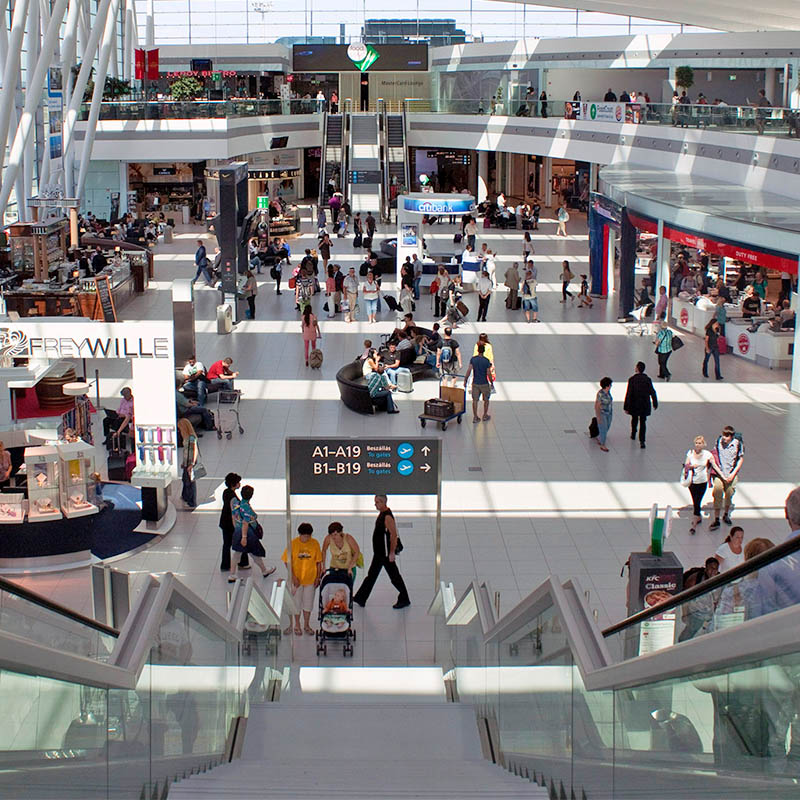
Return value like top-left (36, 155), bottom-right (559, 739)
top-left (25, 446), bottom-right (62, 522)
top-left (0, 493), bottom-right (26, 523)
top-left (57, 441), bottom-right (98, 518)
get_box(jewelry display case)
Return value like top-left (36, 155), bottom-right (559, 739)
top-left (57, 441), bottom-right (98, 518)
top-left (25, 446), bottom-right (62, 522)
top-left (0, 493), bottom-right (25, 523)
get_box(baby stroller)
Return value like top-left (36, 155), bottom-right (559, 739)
top-left (315, 569), bottom-right (356, 657)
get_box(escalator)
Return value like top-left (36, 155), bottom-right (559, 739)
top-left (347, 113), bottom-right (382, 217)
top-left (432, 532), bottom-right (800, 799)
top-left (382, 110), bottom-right (408, 222)
top-left (318, 113), bottom-right (346, 212)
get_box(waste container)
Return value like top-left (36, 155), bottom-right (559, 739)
top-left (162, 226), bottom-right (173, 244)
top-left (216, 303), bottom-right (233, 334)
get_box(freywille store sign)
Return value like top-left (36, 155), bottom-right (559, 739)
top-left (0, 321), bottom-right (172, 360)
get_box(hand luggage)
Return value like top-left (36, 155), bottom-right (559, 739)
top-left (717, 336), bottom-right (728, 355)
top-left (483, 217), bottom-right (491, 229)
top-left (362, 237), bottom-right (373, 250)
top-left (395, 368), bottom-right (413, 393)
top-left (453, 233), bottom-right (463, 244)
top-left (456, 300), bottom-right (469, 317)
top-left (353, 232), bottom-right (363, 248)
top-left (309, 348), bottom-right (324, 369)
top-left (514, 296), bottom-right (522, 310)
top-left (589, 417), bottom-right (599, 438)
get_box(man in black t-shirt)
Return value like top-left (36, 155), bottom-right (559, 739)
top-left (465, 343), bottom-right (493, 422)
top-left (219, 472), bottom-right (249, 572)
top-left (436, 327), bottom-right (461, 375)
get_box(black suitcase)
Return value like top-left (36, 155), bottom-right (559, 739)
top-left (363, 236), bottom-right (373, 250)
top-left (384, 295), bottom-right (401, 312)
top-left (453, 233), bottom-right (463, 244)
top-left (514, 296), bottom-right (522, 310)
top-left (353, 232), bottom-right (363, 248)
top-left (107, 453), bottom-right (127, 481)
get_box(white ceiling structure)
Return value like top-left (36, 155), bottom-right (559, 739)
top-left (499, 0), bottom-right (800, 32)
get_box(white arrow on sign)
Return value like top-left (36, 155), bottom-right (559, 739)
top-left (420, 463), bottom-right (431, 472)
top-left (421, 446), bottom-right (431, 456)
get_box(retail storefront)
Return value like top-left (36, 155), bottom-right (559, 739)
top-left (127, 161), bottom-right (206, 222)
top-left (0, 318), bottom-right (177, 569)
top-left (593, 165), bottom-right (800, 388)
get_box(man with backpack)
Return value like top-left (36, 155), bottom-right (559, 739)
top-left (709, 425), bottom-right (744, 531)
top-left (436, 327), bottom-right (461, 375)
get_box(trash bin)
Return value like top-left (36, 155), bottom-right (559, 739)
top-left (216, 303), bottom-right (233, 335)
top-left (162, 226), bottom-right (173, 244)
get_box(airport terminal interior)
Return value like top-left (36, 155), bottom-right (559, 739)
top-left (1, 0), bottom-right (800, 797)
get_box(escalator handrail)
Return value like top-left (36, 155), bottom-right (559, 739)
top-left (0, 575), bottom-right (119, 637)
top-left (601, 531), bottom-right (800, 637)
top-left (317, 110), bottom-right (328, 210)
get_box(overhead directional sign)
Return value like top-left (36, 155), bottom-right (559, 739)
top-left (286, 437), bottom-right (441, 495)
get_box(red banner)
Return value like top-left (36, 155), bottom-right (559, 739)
top-left (134, 48), bottom-right (145, 81)
top-left (146, 48), bottom-right (159, 80)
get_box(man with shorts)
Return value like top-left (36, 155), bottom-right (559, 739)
top-left (464, 343), bottom-right (492, 422)
top-left (709, 425), bottom-right (744, 530)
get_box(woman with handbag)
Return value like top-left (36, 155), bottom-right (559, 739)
top-left (682, 435), bottom-right (719, 535)
top-left (653, 320), bottom-right (674, 381)
top-left (229, 485), bottom-right (275, 583)
top-left (178, 418), bottom-right (199, 508)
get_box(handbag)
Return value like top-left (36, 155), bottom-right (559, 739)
top-left (193, 461), bottom-right (207, 479)
top-left (680, 466), bottom-right (692, 488)
top-left (251, 520), bottom-right (264, 539)
top-left (288, 276), bottom-right (297, 289)
top-left (588, 416), bottom-right (599, 438)
top-left (430, 279), bottom-right (439, 295)
top-left (671, 335), bottom-right (684, 350)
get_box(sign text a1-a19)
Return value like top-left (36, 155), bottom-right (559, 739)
top-left (286, 437), bottom-right (440, 495)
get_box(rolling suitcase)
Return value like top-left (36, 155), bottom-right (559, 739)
top-left (395, 367), bottom-right (413, 393)
top-left (309, 348), bottom-right (324, 369)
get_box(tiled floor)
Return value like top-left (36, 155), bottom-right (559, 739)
top-left (12, 206), bottom-right (800, 665)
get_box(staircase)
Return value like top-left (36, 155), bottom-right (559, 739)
top-left (169, 668), bottom-right (545, 800)
top-left (319, 113), bottom-right (345, 210)
top-left (348, 114), bottom-right (382, 216)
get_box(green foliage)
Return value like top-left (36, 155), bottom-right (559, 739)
top-left (170, 76), bottom-right (204, 101)
top-left (103, 77), bottom-right (132, 100)
top-left (675, 66), bottom-right (694, 90)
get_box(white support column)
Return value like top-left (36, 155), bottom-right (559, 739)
top-left (792, 264), bottom-right (800, 395)
top-left (0, 0), bottom-right (70, 218)
top-left (119, 161), bottom-right (128, 214)
top-left (123, 0), bottom-right (133, 80)
top-left (543, 156), bottom-right (552, 208)
top-left (21, 0), bottom-right (40, 217)
top-left (0, 0), bottom-right (32, 191)
top-left (655, 219), bottom-right (670, 296)
top-left (75, 0), bottom-right (121, 203)
top-left (61, 0), bottom-right (114, 181)
top-left (477, 150), bottom-right (489, 204)
top-left (0, 0), bottom-right (26, 222)
top-left (145, 0), bottom-right (154, 47)
top-left (606, 227), bottom-right (616, 295)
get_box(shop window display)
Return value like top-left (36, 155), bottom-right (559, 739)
top-left (57, 441), bottom-right (98, 518)
top-left (25, 446), bottom-right (62, 521)
top-left (0, 493), bottom-right (26, 523)
top-left (135, 424), bottom-right (176, 475)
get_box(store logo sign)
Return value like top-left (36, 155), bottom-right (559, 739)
top-left (737, 333), bottom-right (750, 354)
top-left (0, 328), bottom-right (170, 359)
top-left (347, 42), bottom-right (380, 72)
top-left (680, 308), bottom-right (689, 327)
top-left (590, 103), bottom-right (597, 120)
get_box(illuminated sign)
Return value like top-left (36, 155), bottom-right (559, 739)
top-left (402, 196), bottom-right (475, 215)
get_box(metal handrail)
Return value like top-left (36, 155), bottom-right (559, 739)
top-left (317, 110), bottom-right (328, 211)
top-left (0, 574), bottom-right (118, 637)
top-left (601, 531), bottom-right (800, 638)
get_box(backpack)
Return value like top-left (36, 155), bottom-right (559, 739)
top-left (714, 433), bottom-right (744, 471)
top-left (440, 344), bottom-right (453, 364)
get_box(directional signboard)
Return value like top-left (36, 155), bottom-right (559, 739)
top-left (286, 437), bottom-right (440, 495)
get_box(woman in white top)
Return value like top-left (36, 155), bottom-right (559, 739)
top-left (715, 526), bottom-right (745, 572)
top-left (361, 349), bottom-right (378, 377)
top-left (362, 271), bottom-right (380, 324)
top-left (682, 435), bottom-right (719, 535)
top-left (522, 231), bottom-right (534, 261)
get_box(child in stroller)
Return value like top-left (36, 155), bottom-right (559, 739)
top-left (316, 569), bottom-right (356, 657)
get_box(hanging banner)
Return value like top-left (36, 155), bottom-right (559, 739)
top-left (135, 48), bottom-right (145, 81)
top-left (146, 48), bottom-right (160, 80)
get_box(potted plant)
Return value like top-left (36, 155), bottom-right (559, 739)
top-left (675, 66), bottom-right (694, 91)
top-left (169, 76), bottom-right (204, 102)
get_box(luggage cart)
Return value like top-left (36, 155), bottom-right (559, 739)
top-left (216, 389), bottom-right (244, 440)
top-left (418, 374), bottom-right (466, 431)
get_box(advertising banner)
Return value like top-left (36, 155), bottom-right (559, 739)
top-left (581, 101), bottom-right (625, 123)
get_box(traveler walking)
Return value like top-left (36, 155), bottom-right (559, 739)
top-left (559, 260), bottom-right (574, 303)
top-left (702, 320), bottom-right (723, 380)
top-left (343, 267), bottom-right (359, 323)
top-left (353, 495), bottom-right (410, 609)
top-left (230, 485), bottom-right (276, 582)
top-left (192, 240), bottom-right (214, 286)
top-left (521, 267), bottom-right (539, 322)
top-left (220, 472), bottom-right (249, 572)
top-left (362, 270), bottom-right (380, 323)
top-left (465, 343), bottom-right (493, 423)
top-left (681, 435), bottom-right (717, 535)
top-left (715, 526), bottom-right (745, 572)
top-left (301, 305), bottom-right (321, 367)
top-left (654, 320), bottom-right (674, 380)
top-left (594, 377), bottom-right (613, 451)
top-left (709, 425), bottom-right (744, 531)
top-left (623, 362), bottom-right (658, 448)
top-left (556, 204), bottom-right (569, 237)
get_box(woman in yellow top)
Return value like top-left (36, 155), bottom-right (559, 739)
top-left (321, 521), bottom-right (361, 580)
top-left (472, 332), bottom-right (494, 364)
top-left (282, 522), bottom-right (323, 636)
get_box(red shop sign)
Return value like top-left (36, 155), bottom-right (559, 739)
top-left (737, 333), bottom-right (751, 354)
top-left (663, 225), bottom-right (798, 275)
top-left (680, 308), bottom-right (689, 327)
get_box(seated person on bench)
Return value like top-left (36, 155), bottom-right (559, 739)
top-left (175, 380), bottom-right (215, 432)
top-left (206, 358), bottom-right (239, 393)
top-left (182, 355), bottom-right (208, 406)
top-left (366, 362), bottom-right (399, 414)
top-left (103, 387), bottom-right (134, 447)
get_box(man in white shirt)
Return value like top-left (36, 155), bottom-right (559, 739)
top-left (465, 218), bottom-right (477, 249)
top-left (182, 355), bottom-right (208, 406)
top-left (343, 267), bottom-right (359, 323)
top-left (476, 269), bottom-right (493, 322)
